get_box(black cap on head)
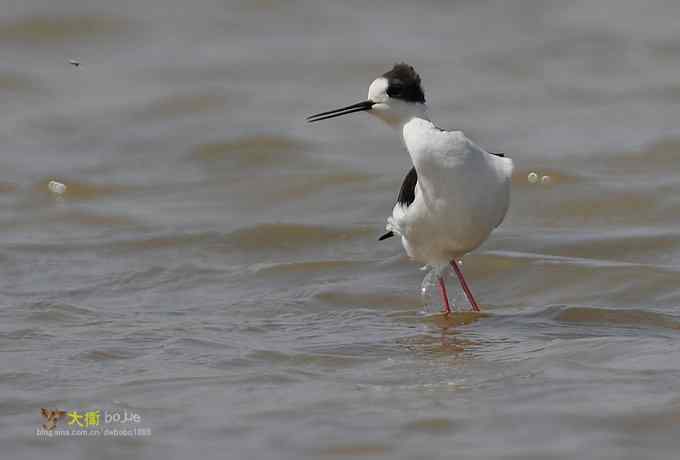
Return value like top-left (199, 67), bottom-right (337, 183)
top-left (382, 63), bottom-right (425, 104)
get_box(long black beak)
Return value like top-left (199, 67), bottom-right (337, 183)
top-left (306, 100), bottom-right (375, 123)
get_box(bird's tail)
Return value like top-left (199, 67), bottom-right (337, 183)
top-left (378, 231), bottom-right (394, 241)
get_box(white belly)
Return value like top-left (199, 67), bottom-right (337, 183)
top-left (390, 174), bottom-right (509, 264)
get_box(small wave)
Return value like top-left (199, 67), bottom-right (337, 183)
top-left (0, 328), bottom-right (44, 341)
top-left (163, 336), bottom-right (234, 351)
top-left (106, 232), bottom-right (224, 253)
top-left (57, 210), bottom-right (142, 228)
top-left (275, 172), bottom-right (375, 199)
top-left (594, 137), bottom-right (680, 173)
top-left (0, 182), bottom-right (17, 193)
top-left (401, 417), bottom-right (458, 434)
top-left (189, 134), bottom-right (311, 168)
top-left (248, 259), bottom-right (370, 276)
top-left (94, 223), bottom-right (372, 255)
top-left (314, 290), bottom-right (421, 309)
top-left (226, 222), bottom-right (373, 251)
top-left (246, 349), bottom-right (362, 368)
top-left (24, 301), bottom-right (99, 323)
top-left (35, 178), bottom-right (133, 200)
top-left (553, 306), bottom-right (680, 330)
top-left (0, 72), bottom-right (42, 95)
top-left (133, 91), bottom-right (231, 121)
top-left (0, 14), bottom-right (132, 45)
top-left (75, 349), bottom-right (137, 362)
top-left (315, 443), bottom-right (390, 457)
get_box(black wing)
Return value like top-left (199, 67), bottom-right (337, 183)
top-left (379, 166), bottom-right (417, 241)
top-left (396, 166), bottom-right (417, 207)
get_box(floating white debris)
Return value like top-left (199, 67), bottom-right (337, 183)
top-left (48, 180), bottom-right (66, 194)
top-left (69, 59), bottom-right (81, 67)
top-left (527, 172), bottom-right (538, 184)
top-left (540, 175), bottom-right (551, 185)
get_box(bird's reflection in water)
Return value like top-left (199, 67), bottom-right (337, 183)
top-left (397, 311), bottom-right (489, 358)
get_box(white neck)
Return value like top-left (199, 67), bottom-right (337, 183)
top-left (370, 101), bottom-right (431, 129)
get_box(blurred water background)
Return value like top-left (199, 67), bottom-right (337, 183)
top-left (2, 0), bottom-right (680, 458)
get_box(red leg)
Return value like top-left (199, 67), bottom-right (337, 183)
top-left (438, 276), bottom-right (452, 314)
top-left (450, 260), bottom-right (480, 312)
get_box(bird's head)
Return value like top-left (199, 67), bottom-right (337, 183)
top-left (307, 63), bottom-right (428, 128)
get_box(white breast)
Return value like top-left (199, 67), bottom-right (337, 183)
top-left (387, 118), bottom-right (513, 265)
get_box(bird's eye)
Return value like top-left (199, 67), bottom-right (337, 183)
top-left (387, 83), bottom-right (403, 97)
